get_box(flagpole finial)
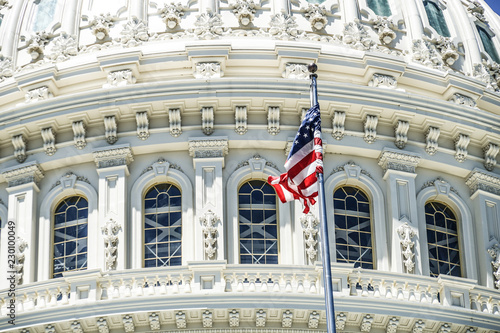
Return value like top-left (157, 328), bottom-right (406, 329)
top-left (308, 63), bottom-right (317, 73)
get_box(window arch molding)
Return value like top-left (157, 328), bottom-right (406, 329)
top-left (227, 156), bottom-right (292, 265)
top-left (130, 160), bottom-right (193, 269)
top-left (416, 180), bottom-right (476, 280)
top-left (324, 163), bottom-right (389, 271)
top-left (38, 173), bottom-right (98, 281)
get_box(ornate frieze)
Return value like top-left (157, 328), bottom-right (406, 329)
top-left (149, 313), bottom-right (161, 330)
top-left (282, 310), bottom-right (293, 328)
top-left (47, 32), bottom-right (78, 62)
top-left (194, 62), bottom-right (222, 79)
top-left (97, 317), bottom-right (109, 333)
top-left (2, 162), bottom-right (44, 187)
top-left (483, 142), bottom-right (499, 171)
top-left (176, 311), bottom-right (187, 329)
top-left (413, 320), bottom-right (425, 333)
top-left (394, 120), bottom-right (409, 149)
top-left (361, 314), bottom-right (374, 332)
top-left (304, 4), bottom-right (328, 31)
top-left (386, 317), bottom-right (399, 333)
top-left (26, 31), bottom-right (50, 60)
top-left (122, 315), bottom-right (134, 333)
top-left (269, 13), bottom-right (301, 40)
top-left (25, 86), bottom-right (52, 103)
top-left (102, 219), bottom-right (121, 271)
top-left (397, 222), bottom-right (416, 273)
top-left (104, 116), bottom-right (118, 144)
top-left (232, 0), bottom-right (256, 26)
top-left (300, 213), bottom-right (319, 263)
top-left (363, 114), bottom-right (378, 144)
top-left (14, 237), bottom-right (27, 285)
top-left (93, 145), bottom-right (134, 168)
top-left (228, 309), bottom-right (240, 327)
top-left (194, 10), bottom-right (223, 39)
top-left (371, 16), bottom-right (397, 45)
top-left (234, 106), bottom-right (247, 135)
top-left (0, 54), bottom-right (13, 81)
top-left (267, 106), bottom-right (280, 135)
top-left (308, 311), bottom-right (320, 329)
top-left (202, 310), bottom-right (213, 328)
top-left (332, 111), bottom-right (346, 140)
top-left (412, 39), bottom-right (443, 69)
top-left (448, 93), bottom-right (476, 108)
top-left (41, 127), bottom-right (56, 156)
top-left (90, 13), bottom-right (114, 40)
top-left (341, 20), bottom-right (374, 51)
top-left (169, 108), bottom-right (182, 137)
top-left (255, 309), bottom-right (266, 327)
top-left (487, 243), bottom-right (500, 289)
top-left (12, 134), bottom-right (27, 163)
top-left (369, 73), bottom-right (397, 89)
top-left (103, 69), bottom-right (136, 88)
top-left (159, 3), bottom-right (184, 30)
top-left (201, 106), bottom-right (215, 135)
top-left (378, 150), bottom-right (421, 174)
top-left (72, 121), bottom-right (87, 149)
top-left (465, 169), bottom-right (500, 196)
top-left (468, 1), bottom-right (487, 23)
top-left (71, 321), bottom-right (83, 333)
top-left (136, 111), bottom-right (150, 140)
top-left (188, 138), bottom-right (229, 158)
top-left (201, 210), bottom-right (219, 259)
top-left (283, 63), bottom-right (308, 80)
top-left (454, 134), bottom-right (470, 162)
top-left (425, 126), bottom-right (440, 155)
top-left (336, 312), bottom-right (346, 331)
top-left (119, 17), bottom-right (149, 47)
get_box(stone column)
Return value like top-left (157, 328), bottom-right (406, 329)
top-left (400, 0), bottom-right (424, 41)
top-left (188, 137), bottom-right (228, 261)
top-left (61, 0), bottom-right (80, 35)
top-left (2, 0), bottom-right (24, 57)
top-left (0, 163), bottom-right (44, 288)
top-left (93, 145), bottom-right (133, 272)
top-left (341, 0), bottom-right (360, 23)
top-left (129, 0), bottom-right (147, 20)
top-left (378, 149), bottom-right (422, 274)
top-left (465, 169), bottom-right (500, 288)
top-left (200, 0), bottom-right (218, 13)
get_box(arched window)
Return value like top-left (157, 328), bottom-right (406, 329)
top-left (32, 0), bottom-right (58, 32)
top-left (423, 1), bottom-right (450, 37)
top-left (334, 186), bottom-right (373, 269)
top-left (239, 180), bottom-right (278, 264)
top-left (425, 201), bottom-right (461, 277)
top-left (367, 0), bottom-right (392, 17)
top-left (477, 25), bottom-right (500, 63)
top-left (53, 196), bottom-right (88, 278)
top-left (144, 183), bottom-right (182, 267)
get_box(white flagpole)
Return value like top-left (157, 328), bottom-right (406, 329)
top-left (308, 63), bottom-right (337, 333)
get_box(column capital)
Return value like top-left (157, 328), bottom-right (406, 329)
top-left (188, 137), bottom-right (228, 164)
top-left (465, 168), bottom-right (500, 197)
top-left (1, 161), bottom-right (44, 187)
top-left (92, 144), bottom-right (134, 169)
top-left (378, 149), bottom-right (421, 174)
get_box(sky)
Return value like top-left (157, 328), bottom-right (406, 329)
top-left (484, 0), bottom-right (500, 16)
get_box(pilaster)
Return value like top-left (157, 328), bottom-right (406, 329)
top-left (93, 145), bottom-right (133, 271)
top-left (188, 137), bottom-right (228, 261)
top-left (0, 162), bottom-right (44, 287)
top-left (378, 149), bottom-right (422, 274)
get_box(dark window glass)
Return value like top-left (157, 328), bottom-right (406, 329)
top-left (477, 25), bottom-right (500, 63)
top-left (367, 0), bottom-right (392, 16)
top-left (423, 1), bottom-right (451, 37)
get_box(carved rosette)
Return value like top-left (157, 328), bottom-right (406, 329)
top-left (120, 17), bottom-right (149, 47)
top-left (300, 213), bottom-right (319, 263)
top-left (0, 54), bottom-right (13, 81)
top-left (90, 13), bottom-right (114, 40)
top-left (397, 222), bottom-right (416, 273)
top-left (304, 4), bottom-right (328, 31)
top-left (487, 244), bottom-right (500, 289)
top-left (341, 20), bottom-right (374, 51)
top-left (269, 13), bottom-right (301, 40)
top-left (371, 16), bottom-right (397, 45)
top-left (26, 31), bottom-right (50, 60)
top-left (232, 0), bottom-right (256, 26)
top-left (159, 3), bottom-right (184, 30)
top-left (47, 32), bottom-right (78, 62)
top-left (194, 10), bottom-right (224, 40)
top-left (200, 210), bottom-right (219, 259)
top-left (101, 219), bottom-right (121, 271)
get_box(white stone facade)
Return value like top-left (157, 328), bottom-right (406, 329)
top-left (0, 0), bottom-right (500, 332)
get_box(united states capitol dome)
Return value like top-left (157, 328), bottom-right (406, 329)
top-left (1, 0), bottom-right (500, 332)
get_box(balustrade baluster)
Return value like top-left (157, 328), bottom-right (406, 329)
top-left (134, 277), bottom-right (144, 296)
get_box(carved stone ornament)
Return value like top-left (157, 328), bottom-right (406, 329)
top-left (487, 243), bottom-right (500, 289)
top-left (361, 314), bottom-right (374, 332)
top-left (308, 311), bottom-right (320, 329)
top-left (282, 310), bottom-right (293, 328)
top-left (269, 13), bottom-right (301, 40)
top-left (14, 237), bottom-right (28, 285)
top-left (0, 0), bottom-right (11, 10)
top-left (332, 111), bottom-right (346, 140)
top-left (169, 108), bottom-right (182, 137)
top-left (370, 16), bottom-right (397, 45)
top-left (300, 213), bottom-right (319, 263)
top-left (413, 320), bottom-right (425, 333)
top-left (336, 312), bottom-right (346, 331)
top-left (41, 127), bottom-right (57, 156)
top-left (2, 162), bottom-right (44, 187)
top-left (104, 116), bottom-right (118, 144)
top-left (149, 312), bottom-right (161, 330)
top-left (304, 4), bottom-right (328, 31)
top-left (283, 63), bottom-right (309, 80)
top-left (45, 325), bottom-right (56, 333)
top-left (228, 309), bottom-right (240, 327)
top-left (425, 126), bottom-right (440, 155)
top-left (268, 106), bottom-right (280, 135)
top-left (448, 93), bottom-right (476, 108)
top-left (93, 145), bottom-right (134, 168)
top-left (90, 13), bottom-right (114, 40)
top-left (97, 317), bottom-right (109, 333)
top-left (194, 62), bottom-right (222, 79)
top-left (26, 31), bottom-right (50, 60)
top-left (397, 222), bottom-right (416, 273)
top-left (394, 120), bottom-right (409, 149)
top-left (256, 309), bottom-right (267, 327)
top-left (235, 106), bottom-right (247, 135)
top-left (378, 150), bottom-right (421, 174)
top-left (175, 311), bottom-right (187, 329)
top-left (364, 114), bottom-right (378, 143)
top-left (25, 86), bottom-right (52, 103)
top-left (439, 323), bottom-right (451, 333)
top-left (412, 39), bottom-right (443, 69)
top-left (101, 219), bottom-right (122, 270)
top-left (201, 106), bottom-right (215, 135)
top-left (120, 16), bottom-right (149, 47)
top-left (454, 134), bottom-right (470, 162)
top-left (0, 54), bottom-right (13, 81)
top-left (71, 321), bottom-right (83, 333)
top-left (103, 69), bottom-right (136, 88)
top-left (232, 0), bottom-right (257, 26)
top-left (386, 317), bottom-right (399, 333)
top-left (122, 315), bottom-right (135, 333)
top-left (200, 210), bottom-right (219, 259)
top-left (433, 37), bottom-right (460, 66)
top-left (72, 121), bottom-right (87, 149)
top-left (468, 1), bottom-right (487, 23)
top-left (194, 10), bottom-right (224, 40)
top-left (12, 134), bottom-right (27, 163)
top-left (136, 111), bottom-right (150, 140)
top-left (341, 20), bottom-right (374, 51)
top-left (483, 142), bottom-right (499, 171)
top-left (188, 138), bottom-right (229, 158)
top-left (47, 32), bottom-right (78, 62)
top-left (159, 3), bottom-right (184, 30)
top-left (473, 62), bottom-right (500, 91)
top-left (202, 310), bottom-right (213, 328)
top-left (465, 169), bottom-right (500, 196)
top-left (369, 73), bottom-right (397, 89)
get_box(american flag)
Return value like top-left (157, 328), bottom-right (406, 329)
top-left (268, 104), bottom-right (323, 213)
